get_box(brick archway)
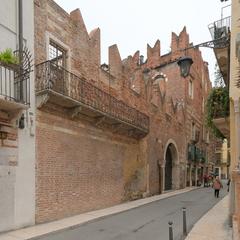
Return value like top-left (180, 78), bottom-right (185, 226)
top-left (162, 139), bottom-right (180, 191)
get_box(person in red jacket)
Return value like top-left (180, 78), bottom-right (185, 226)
top-left (212, 176), bottom-right (223, 198)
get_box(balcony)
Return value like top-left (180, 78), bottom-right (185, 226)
top-left (206, 87), bottom-right (230, 139)
top-left (188, 144), bottom-right (205, 164)
top-left (0, 62), bottom-right (30, 119)
top-left (35, 61), bottom-right (149, 139)
top-left (208, 16), bottom-right (231, 85)
top-left (212, 90), bottom-right (230, 139)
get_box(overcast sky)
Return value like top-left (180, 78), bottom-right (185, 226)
top-left (55, 0), bottom-right (231, 83)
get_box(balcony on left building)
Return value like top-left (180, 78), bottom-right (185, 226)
top-left (0, 57), bottom-right (30, 115)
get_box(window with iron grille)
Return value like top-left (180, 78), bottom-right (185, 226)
top-left (49, 41), bottom-right (66, 67)
top-left (48, 41), bottom-right (67, 93)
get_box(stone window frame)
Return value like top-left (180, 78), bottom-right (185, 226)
top-left (45, 32), bottom-right (71, 71)
top-left (202, 97), bottom-right (205, 113)
top-left (188, 79), bottom-right (194, 99)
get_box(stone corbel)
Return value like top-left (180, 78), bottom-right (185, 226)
top-left (128, 129), bottom-right (136, 137)
top-left (69, 106), bottom-right (82, 119)
top-left (36, 93), bottom-right (50, 109)
top-left (95, 116), bottom-right (106, 127)
top-left (111, 123), bottom-right (123, 133)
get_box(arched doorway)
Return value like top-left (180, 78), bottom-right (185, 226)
top-left (164, 142), bottom-right (179, 191)
top-left (165, 146), bottom-right (173, 190)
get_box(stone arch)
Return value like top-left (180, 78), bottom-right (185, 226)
top-left (162, 139), bottom-right (180, 191)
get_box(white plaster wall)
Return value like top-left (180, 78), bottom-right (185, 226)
top-left (0, 0), bottom-right (35, 232)
top-left (0, 0), bottom-right (17, 51)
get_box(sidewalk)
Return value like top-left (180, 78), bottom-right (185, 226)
top-left (186, 194), bottom-right (232, 240)
top-left (0, 187), bottom-right (197, 240)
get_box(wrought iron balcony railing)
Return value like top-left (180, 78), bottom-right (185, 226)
top-left (188, 144), bottom-right (206, 164)
top-left (0, 62), bottom-right (30, 105)
top-left (208, 16), bottom-right (231, 41)
top-left (35, 61), bottom-right (149, 134)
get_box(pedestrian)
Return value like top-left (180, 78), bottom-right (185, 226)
top-left (208, 174), bottom-right (213, 187)
top-left (227, 178), bottom-right (231, 192)
top-left (203, 174), bottom-right (208, 187)
top-left (212, 176), bottom-right (223, 198)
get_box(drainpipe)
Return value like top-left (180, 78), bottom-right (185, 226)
top-left (18, 0), bottom-right (23, 101)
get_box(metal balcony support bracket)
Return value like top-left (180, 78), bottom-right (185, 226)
top-left (197, 37), bottom-right (229, 49)
top-left (183, 37), bottom-right (230, 52)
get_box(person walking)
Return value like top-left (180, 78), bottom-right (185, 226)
top-left (203, 174), bottom-right (208, 187)
top-left (212, 176), bottom-right (223, 198)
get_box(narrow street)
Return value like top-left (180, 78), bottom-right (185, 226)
top-left (37, 186), bottom-right (228, 240)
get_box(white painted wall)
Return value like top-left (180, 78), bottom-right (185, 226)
top-left (0, 0), bottom-right (35, 232)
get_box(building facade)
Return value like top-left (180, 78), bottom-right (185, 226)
top-left (0, 0), bottom-right (35, 232)
top-left (209, 0), bottom-right (240, 235)
top-left (34, 0), bottom-right (215, 224)
top-left (229, 0), bottom-right (240, 235)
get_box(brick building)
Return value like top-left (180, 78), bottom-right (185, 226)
top-left (34, 0), bottom-right (216, 223)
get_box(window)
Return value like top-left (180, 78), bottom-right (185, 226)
top-left (189, 80), bottom-right (194, 99)
top-left (48, 41), bottom-right (67, 93)
top-left (49, 41), bottom-right (66, 67)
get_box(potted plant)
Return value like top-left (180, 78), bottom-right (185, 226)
top-left (0, 48), bottom-right (19, 71)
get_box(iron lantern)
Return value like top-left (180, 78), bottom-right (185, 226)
top-left (177, 56), bottom-right (193, 78)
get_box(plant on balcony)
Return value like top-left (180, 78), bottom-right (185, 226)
top-left (206, 87), bottom-right (229, 139)
top-left (214, 63), bottom-right (225, 87)
top-left (0, 48), bottom-right (19, 70)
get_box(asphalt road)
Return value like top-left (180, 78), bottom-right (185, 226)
top-left (37, 185), bottom-right (228, 240)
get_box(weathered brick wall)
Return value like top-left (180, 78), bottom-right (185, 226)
top-left (36, 106), bottom-right (144, 222)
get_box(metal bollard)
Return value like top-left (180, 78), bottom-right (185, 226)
top-left (168, 221), bottom-right (173, 240)
top-left (182, 207), bottom-right (187, 236)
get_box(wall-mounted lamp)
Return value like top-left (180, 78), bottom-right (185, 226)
top-left (177, 56), bottom-right (193, 78)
